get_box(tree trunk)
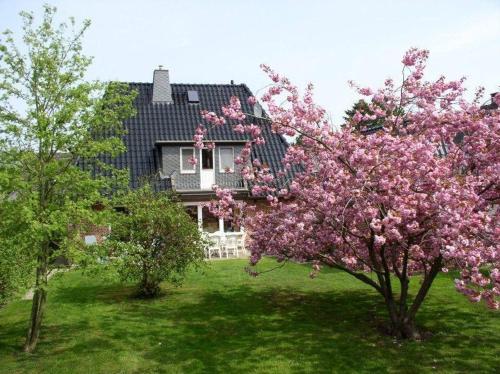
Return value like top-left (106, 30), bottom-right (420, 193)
top-left (23, 257), bottom-right (48, 353)
top-left (382, 291), bottom-right (419, 339)
top-left (139, 279), bottom-right (160, 297)
top-left (24, 287), bottom-right (47, 352)
top-left (389, 317), bottom-right (419, 340)
top-left (140, 267), bottom-right (160, 298)
top-left (384, 256), bottom-right (443, 340)
top-left (329, 255), bottom-right (442, 341)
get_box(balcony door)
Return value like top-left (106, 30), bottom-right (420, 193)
top-left (200, 148), bottom-right (215, 190)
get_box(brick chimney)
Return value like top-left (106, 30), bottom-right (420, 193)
top-left (152, 66), bottom-right (173, 104)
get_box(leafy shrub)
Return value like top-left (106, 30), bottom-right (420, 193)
top-left (106, 187), bottom-right (206, 297)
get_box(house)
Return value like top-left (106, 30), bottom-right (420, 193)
top-left (481, 92), bottom-right (499, 111)
top-left (101, 67), bottom-right (289, 257)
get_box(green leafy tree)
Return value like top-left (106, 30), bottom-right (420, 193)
top-left (344, 99), bottom-right (387, 131)
top-left (106, 187), bottom-right (206, 298)
top-left (0, 5), bottom-right (136, 352)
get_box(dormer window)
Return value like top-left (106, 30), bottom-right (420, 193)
top-left (180, 147), bottom-right (195, 174)
top-left (219, 147), bottom-right (234, 172)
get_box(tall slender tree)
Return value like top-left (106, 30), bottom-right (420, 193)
top-left (0, 5), bottom-right (136, 352)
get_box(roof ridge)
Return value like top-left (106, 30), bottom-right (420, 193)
top-left (126, 82), bottom-right (247, 87)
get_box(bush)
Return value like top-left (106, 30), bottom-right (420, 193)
top-left (0, 244), bottom-right (33, 307)
top-left (107, 187), bottom-right (206, 297)
top-left (0, 198), bottom-right (34, 307)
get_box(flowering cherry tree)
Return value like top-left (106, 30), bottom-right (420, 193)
top-left (195, 49), bottom-right (499, 339)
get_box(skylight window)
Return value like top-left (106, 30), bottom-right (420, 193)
top-left (187, 90), bottom-right (199, 103)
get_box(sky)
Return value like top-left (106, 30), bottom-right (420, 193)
top-left (1, 0), bottom-right (499, 124)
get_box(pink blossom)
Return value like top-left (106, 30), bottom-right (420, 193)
top-left (352, 111), bottom-right (363, 123)
top-left (359, 87), bottom-right (373, 96)
top-left (247, 96), bottom-right (257, 106)
top-left (374, 235), bottom-right (386, 247)
top-left (193, 48), bottom-right (500, 315)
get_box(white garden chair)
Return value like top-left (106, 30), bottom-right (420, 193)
top-left (206, 234), bottom-right (222, 259)
top-left (223, 236), bottom-right (239, 258)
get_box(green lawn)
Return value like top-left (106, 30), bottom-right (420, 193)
top-left (0, 259), bottom-right (498, 373)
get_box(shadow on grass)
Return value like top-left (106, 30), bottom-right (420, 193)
top-left (2, 263), bottom-right (499, 374)
top-left (20, 281), bottom-right (498, 373)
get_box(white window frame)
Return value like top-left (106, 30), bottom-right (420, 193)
top-left (219, 147), bottom-right (235, 173)
top-left (180, 147), bottom-right (196, 174)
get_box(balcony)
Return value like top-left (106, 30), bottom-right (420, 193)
top-left (160, 170), bottom-right (247, 192)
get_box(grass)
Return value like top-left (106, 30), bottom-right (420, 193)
top-left (0, 259), bottom-right (498, 374)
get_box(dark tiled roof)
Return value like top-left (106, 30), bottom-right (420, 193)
top-left (106, 82), bottom-right (289, 191)
top-left (360, 124), bottom-right (384, 135)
